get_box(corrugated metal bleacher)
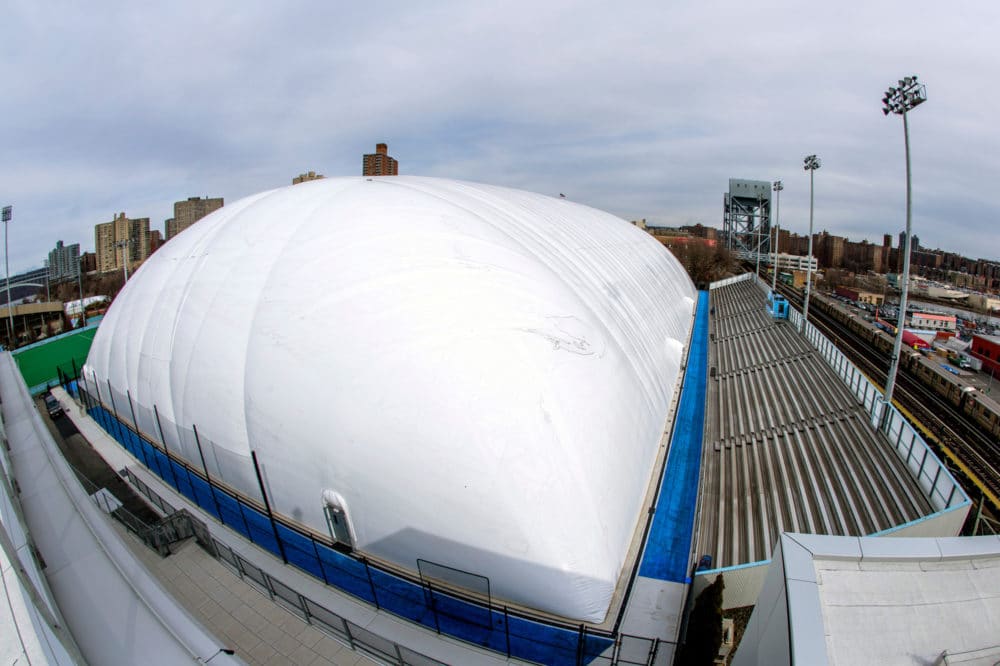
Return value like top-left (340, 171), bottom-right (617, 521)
top-left (696, 279), bottom-right (932, 567)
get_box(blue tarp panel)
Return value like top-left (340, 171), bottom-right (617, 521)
top-left (367, 567), bottom-right (436, 629)
top-left (241, 503), bottom-right (280, 555)
top-left (86, 395), bottom-right (616, 665)
top-left (188, 474), bottom-right (221, 521)
top-left (506, 613), bottom-right (592, 666)
top-left (314, 543), bottom-right (376, 603)
top-left (431, 591), bottom-right (506, 652)
top-left (639, 290), bottom-right (709, 582)
top-left (275, 523), bottom-right (325, 580)
top-left (215, 490), bottom-right (249, 539)
top-left (171, 461), bottom-right (196, 501)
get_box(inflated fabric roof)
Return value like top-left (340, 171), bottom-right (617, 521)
top-left (84, 176), bottom-right (696, 622)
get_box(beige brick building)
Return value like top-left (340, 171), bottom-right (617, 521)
top-left (292, 171), bottom-right (325, 185)
top-left (165, 196), bottom-right (224, 240)
top-left (95, 212), bottom-right (150, 274)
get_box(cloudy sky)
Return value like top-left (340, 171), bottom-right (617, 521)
top-left (3, 1), bottom-right (998, 275)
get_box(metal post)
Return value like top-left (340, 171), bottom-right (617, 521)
top-left (106, 378), bottom-right (125, 443)
top-left (251, 450), bottom-right (288, 564)
top-left (755, 194), bottom-right (762, 279)
top-left (504, 606), bottom-right (511, 657)
top-left (152, 403), bottom-right (167, 446)
top-left (79, 371), bottom-right (90, 409)
top-left (93, 375), bottom-right (103, 408)
top-left (885, 111), bottom-right (914, 416)
top-left (149, 402), bottom-right (179, 489)
top-left (427, 581), bottom-right (441, 634)
top-left (362, 557), bottom-right (380, 609)
top-left (77, 254), bottom-right (85, 326)
top-left (310, 537), bottom-right (329, 584)
top-left (973, 494), bottom-right (985, 535)
top-left (116, 238), bottom-right (130, 284)
top-left (882, 76), bottom-right (926, 427)
top-left (802, 156), bottom-right (820, 333)
top-left (192, 423), bottom-right (224, 521)
top-left (125, 389), bottom-right (139, 431)
top-left (772, 181), bottom-right (782, 294)
top-left (3, 206), bottom-right (13, 348)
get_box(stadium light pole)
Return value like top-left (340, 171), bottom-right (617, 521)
top-left (881, 75), bottom-right (927, 425)
top-left (2, 205), bottom-right (12, 347)
top-left (116, 238), bottom-right (130, 284)
top-left (755, 194), bottom-right (763, 280)
top-left (76, 253), bottom-right (85, 326)
top-left (801, 155), bottom-right (820, 333)
top-left (771, 180), bottom-right (783, 294)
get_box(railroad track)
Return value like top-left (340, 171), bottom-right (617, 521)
top-left (778, 284), bottom-right (1000, 510)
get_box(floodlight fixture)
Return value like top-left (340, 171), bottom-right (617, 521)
top-left (882, 77), bottom-right (926, 116)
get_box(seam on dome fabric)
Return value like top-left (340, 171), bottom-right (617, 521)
top-left (126, 246), bottom-right (195, 434)
top-left (330, 178), bottom-right (634, 570)
top-left (170, 201), bottom-right (280, 457)
top-left (387, 179), bottom-right (622, 528)
top-left (456, 180), bottom-right (685, 421)
top-left (167, 207), bottom-right (251, 430)
top-left (379, 178), bottom-right (676, 559)
top-left (239, 186), bottom-right (348, 455)
top-left (391, 178), bottom-right (643, 393)
top-left (158, 190), bottom-right (279, 440)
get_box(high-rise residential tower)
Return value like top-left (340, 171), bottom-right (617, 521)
top-left (95, 212), bottom-right (150, 273)
top-left (165, 196), bottom-right (224, 240)
top-left (362, 143), bottom-right (399, 176)
top-left (48, 240), bottom-right (81, 283)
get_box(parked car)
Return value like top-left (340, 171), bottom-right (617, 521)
top-left (44, 393), bottom-right (63, 418)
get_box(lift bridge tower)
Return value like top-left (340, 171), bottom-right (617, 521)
top-left (723, 179), bottom-right (771, 264)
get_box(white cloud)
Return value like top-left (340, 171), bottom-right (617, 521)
top-left (2, 0), bottom-right (998, 273)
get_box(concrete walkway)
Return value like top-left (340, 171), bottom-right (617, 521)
top-left (119, 526), bottom-right (376, 666)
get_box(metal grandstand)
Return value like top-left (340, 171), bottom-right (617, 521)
top-left (695, 276), bottom-right (964, 574)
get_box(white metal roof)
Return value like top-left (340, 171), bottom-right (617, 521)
top-left (83, 176), bottom-right (697, 622)
top-left (736, 533), bottom-right (1000, 666)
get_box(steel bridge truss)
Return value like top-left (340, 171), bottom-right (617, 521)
top-left (723, 180), bottom-right (771, 263)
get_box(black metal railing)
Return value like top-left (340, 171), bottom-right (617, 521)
top-left (71, 373), bottom-right (674, 666)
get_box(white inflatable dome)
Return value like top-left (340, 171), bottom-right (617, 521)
top-left (84, 176), bottom-right (696, 622)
